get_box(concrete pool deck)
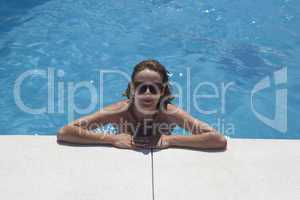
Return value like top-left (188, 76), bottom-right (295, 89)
top-left (0, 136), bottom-right (299, 200)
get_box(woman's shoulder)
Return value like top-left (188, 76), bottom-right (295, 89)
top-left (160, 103), bottom-right (190, 123)
top-left (100, 99), bottom-right (130, 115)
top-left (162, 103), bottom-right (185, 115)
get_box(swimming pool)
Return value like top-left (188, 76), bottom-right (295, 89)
top-left (0, 0), bottom-right (299, 138)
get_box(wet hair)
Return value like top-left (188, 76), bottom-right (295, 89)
top-left (122, 59), bottom-right (175, 109)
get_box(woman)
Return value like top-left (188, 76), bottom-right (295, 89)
top-left (57, 60), bottom-right (227, 150)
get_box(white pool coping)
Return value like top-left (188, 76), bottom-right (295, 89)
top-left (0, 136), bottom-right (299, 200)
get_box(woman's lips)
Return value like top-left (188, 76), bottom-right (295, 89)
top-left (141, 99), bottom-right (153, 105)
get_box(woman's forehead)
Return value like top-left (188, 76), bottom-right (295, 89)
top-left (134, 69), bottom-right (162, 82)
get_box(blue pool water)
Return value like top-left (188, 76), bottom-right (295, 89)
top-left (0, 0), bottom-right (299, 138)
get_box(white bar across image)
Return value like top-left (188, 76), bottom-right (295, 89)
top-left (1, 136), bottom-right (300, 200)
top-left (0, 136), bottom-right (153, 200)
top-left (152, 139), bottom-right (300, 200)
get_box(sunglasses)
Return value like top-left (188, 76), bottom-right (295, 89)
top-left (132, 81), bottom-right (165, 95)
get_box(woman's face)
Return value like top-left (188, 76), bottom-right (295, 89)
top-left (131, 69), bottom-right (165, 114)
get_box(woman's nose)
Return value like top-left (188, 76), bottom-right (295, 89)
top-left (145, 86), bottom-right (151, 94)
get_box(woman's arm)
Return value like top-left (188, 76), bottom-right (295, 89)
top-left (158, 104), bottom-right (227, 150)
top-left (57, 125), bottom-right (117, 145)
top-left (167, 133), bottom-right (227, 149)
top-left (57, 101), bottom-right (127, 145)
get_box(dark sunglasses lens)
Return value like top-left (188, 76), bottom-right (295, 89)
top-left (134, 82), bottom-right (163, 94)
top-left (149, 85), bottom-right (158, 94)
top-left (139, 85), bottom-right (148, 94)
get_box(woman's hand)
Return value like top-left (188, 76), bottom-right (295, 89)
top-left (112, 133), bottom-right (172, 150)
top-left (112, 133), bottom-right (135, 149)
top-left (152, 134), bottom-right (172, 149)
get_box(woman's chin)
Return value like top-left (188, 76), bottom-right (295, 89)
top-left (138, 104), bottom-right (157, 112)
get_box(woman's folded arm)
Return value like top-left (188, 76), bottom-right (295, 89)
top-left (167, 132), bottom-right (227, 149)
top-left (57, 125), bottom-right (116, 145)
top-left (165, 104), bottom-right (227, 150)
